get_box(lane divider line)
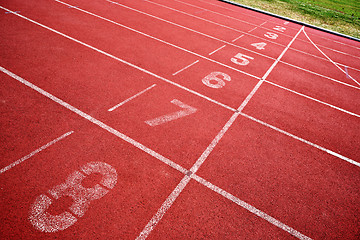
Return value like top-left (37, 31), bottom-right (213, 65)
top-left (241, 112), bottom-right (360, 168)
top-left (208, 45), bottom-right (226, 55)
top-left (182, 0), bottom-right (360, 54)
top-left (137, 26), bottom-right (305, 239)
top-left (192, 174), bottom-right (312, 240)
top-left (104, 0), bottom-right (360, 81)
top-left (0, 5), bottom-right (236, 112)
top-left (54, 0), bottom-right (260, 80)
top-left (172, 60), bottom-right (199, 75)
top-left (0, 66), bottom-right (189, 175)
top-left (302, 28), bottom-right (360, 86)
top-left (0, 131), bottom-right (74, 174)
top-left (108, 84), bottom-right (157, 111)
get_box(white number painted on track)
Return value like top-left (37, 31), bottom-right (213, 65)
top-left (145, 99), bottom-right (197, 126)
top-left (231, 53), bottom-right (254, 66)
top-left (251, 42), bottom-right (267, 50)
top-left (273, 26), bottom-right (286, 32)
top-left (202, 72), bottom-right (231, 89)
top-left (284, 21), bottom-right (289, 25)
top-left (29, 162), bottom-right (117, 232)
top-left (264, 32), bottom-right (278, 39)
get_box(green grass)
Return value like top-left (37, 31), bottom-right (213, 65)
top-left (229, 0), bottom-right (360, 39)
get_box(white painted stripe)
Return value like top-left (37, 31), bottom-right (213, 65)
top-left (54, 0), bottom-right (260, 81)
top-left (280, 61), bottom-right (360, 90)
top-left (136, 175), bottom-right (191, 240)
top-left (208, 45), bottom-right (226, 55)
top-left (105, 0), bottom-right (360, 74)
top-left (172, 60), bottom-right (199, 75)
top-left (264, 81), bottom-right (360, 117)
top-left (0, 66), bottom-right (189, 175)
top-left (137, 26), bottom-right (305, 238)
top-left (108, 84), bottom-right (156, 111)
top-left (241, 113), bottom-right (360, 167)
top-left (231, 34), bottom-right (244, 42)
top-left (0, 131), bottom-right (74, 174)
top-left (302, 28), bottom-right (360, 86)
top-left (262, 26), bottom-right (304, 80)
top-left (191, 174), bottom-right (312, 240)
top-left (186, 0), bottom-right (360, 55)
top-left (0, 6), bottom-right (236, 112)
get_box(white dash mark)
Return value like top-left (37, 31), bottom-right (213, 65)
top-left (108, 84), bottom-right (156, 111)
top-left (0, 131), bottom-right (74, 174)
top-left (345, 66), bottom-right (350, 79)
top-left (172, 60), bottom-right (199, 76)
top-left (145, 99), bottom-right (197, 126)
top-left (232, 34), bottom-right (244, 42)
top-left (209, 45), bottom-right (226, 55)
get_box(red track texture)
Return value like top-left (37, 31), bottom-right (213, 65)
top-left (0, 0), bottom-right (359, 239)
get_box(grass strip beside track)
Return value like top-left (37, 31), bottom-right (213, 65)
top-left (227, 0), bottom-right (360, 39)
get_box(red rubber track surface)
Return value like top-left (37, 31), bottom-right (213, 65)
top-left (1, 0), bottom-right (359, 239)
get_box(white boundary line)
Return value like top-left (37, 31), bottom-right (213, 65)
top-left (104, 0), bottom-right (360, 79)
top-left (0, 5), bottom-right (236, 112)
top-left (172, 60), bottom-right (199, 75)
top-left (0, 131), bottom-right (74, 174)
top-left (144, 0), bottom-right (360, 66)
top-left (241, 113), bottom-right (360, 167)
top-left (137, 27), bottom-right (305, 239)
top-left (302, 28), bottom-right (360, 86)
top-left (192, 174), bottom-right (312, 240)
top-left (208, 45), bottom-right (226, 55)
top-left (108, 83), bottom-right (157, 111)
top-left (197, 0), bottom-right (360, 51)
top-left (0, 66), bottom-right (189, 175)
top-left (231, 34), bottom-right (244, 42)
top-left (54, 0), bottom-right (261, 80)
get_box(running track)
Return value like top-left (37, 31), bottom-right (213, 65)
top-left (0, 0), bottom-right (359, 239)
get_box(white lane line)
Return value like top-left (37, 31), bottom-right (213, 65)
top-left (303, 29), bottom-right (360, 86)
top-left (172, 60), bottom-right (199, 75)
top-left (302, 28), bottom-right (360, 86)
top-left (105, 0), bottom-right (360, 74)
top-left (241, 112), bottom-right (360, 168)
top-left (192, 174), bottom-right (312, 240)
top-left (54, 0), bottom-right (261, 80)
top-left (264, 80), bottom-right (360, 118)
top-left (262, 26), bottom-right (304, 81)
top-left (137, 26), bottom-right (304, 239)
top-left (106, 0), bottom-right (273, 60)
top-left (231, 34), bottom-right (244, 42)
top-left (0, 131), bottom-right (74, 174)
top-left (0, 6), bottom-right (236, 112)
top-left (208, 45), bottom-right (226, 55)
top-left (108, 84), bottom-right (156, 111)
top-left (280, 61), bottom-right (360, 90)
top-left (0, 66), bottom-right (189, 175)
top-left (186, 0), bottom-right (360, 54)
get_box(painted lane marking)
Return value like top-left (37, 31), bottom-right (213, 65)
top-left (29, 162), bottom-right (117, 232)
top-left (208, 45), bottom-right (226, 55)
top-left (104, 0), bottom-right (360, 72)
top-left (108, 84), bottom-right (156, 112)
top-left (145, 99), bottom-right (197, 126)
top-left (53, 0), bottom-right (260, 81)
top-left (0, 131), bottom-right (74, 174)
top-left (264, 81), bottom-right (360, 118)
top-left (5, 10), bottom-right (20, 14)
top-left (177, 0), bottom-right (360, 53)
top-left (241, 112), bottom-right (360, 168)
top-left (172, 60), bottom-right (199, 75)
top-left (192, 174), bottom-right (312, 240)
top-left (0, 6), bottom-right (236, 112)
top-left (137, 26), bottom-right (305, 239)
top-left (345, 66), bottom-right (350, 79)
top-left (0, 66), bottom-right (188, 175)
top-left (303, 28), bottom-right (360, 86)
top-left (231, 34), bottom-right (244, 42)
